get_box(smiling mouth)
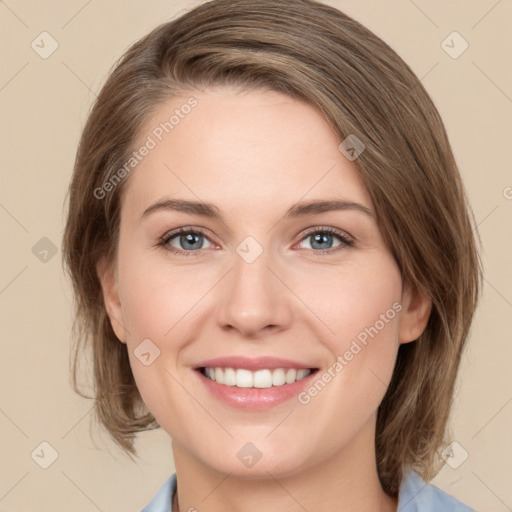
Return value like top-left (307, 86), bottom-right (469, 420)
top-left (198, 367), bottom-right (319, 388)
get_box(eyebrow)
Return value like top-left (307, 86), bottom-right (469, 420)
top-left (140, 198), bottom-right (374, 222)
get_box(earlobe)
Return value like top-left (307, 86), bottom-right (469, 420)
top-left (96, 256), bottom-right (127, 343)
top-left (398, 283), bottom-right (432, 344)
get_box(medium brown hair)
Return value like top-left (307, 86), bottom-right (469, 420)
top-left (62, 0), bottom-right (482, 496)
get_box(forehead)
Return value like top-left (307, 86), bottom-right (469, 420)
top-left (122, 87), bottom-right (372, 219)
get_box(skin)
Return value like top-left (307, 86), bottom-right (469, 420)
top-left (97, 86), bottom-right (431, 512)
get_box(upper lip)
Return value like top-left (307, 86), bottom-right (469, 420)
top-left (194, 356), bottom-right (317, 371)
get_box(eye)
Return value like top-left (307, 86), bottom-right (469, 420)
top-left (157, 226), bottom-right (354, 257)
top-left (295, 227), bottom-right (354, 254)
top-left (157, 228), bottom-right (215, 256)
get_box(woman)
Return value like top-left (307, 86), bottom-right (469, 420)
top-left (62, 0), bottom-right (482, 510)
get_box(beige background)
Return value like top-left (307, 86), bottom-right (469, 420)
top-left (1, 0), bottom-right (511, 511)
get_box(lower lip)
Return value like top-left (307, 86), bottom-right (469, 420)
top-left (196, 370), bottom-right (317, 410)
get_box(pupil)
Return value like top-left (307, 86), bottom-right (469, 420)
top-left (182, 233), bottom-right (201, 250)
top-left (312, 233), bottom-right (332, 250)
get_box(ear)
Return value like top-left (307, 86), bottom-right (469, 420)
top-left (398, 282), bottom-right (432, 344)
top-left (96, 256), bottom-right (127, 343)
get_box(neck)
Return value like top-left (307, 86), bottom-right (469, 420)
top-left (171, 416), bottom-right (398, 512)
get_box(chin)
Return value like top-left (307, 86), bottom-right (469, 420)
top-left (194, 440), bottom-right (314, 480)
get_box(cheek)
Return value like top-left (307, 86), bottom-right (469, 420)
top-left (297, 255), bottom-right (404, 412)
top-left (299, 254), bottom-right (403, 351)
top-left (115, 247), bottom-right (218, 418)
top-left (304, 259), bottom-right (403, 414)
top-left (117, 246), bottom-right (215, 341)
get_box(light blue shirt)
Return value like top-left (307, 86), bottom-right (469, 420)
top-left (141, 469), bottom-right (476, 511)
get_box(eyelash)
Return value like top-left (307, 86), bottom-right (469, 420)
top-left (156, 226), bottom-right (354, 257)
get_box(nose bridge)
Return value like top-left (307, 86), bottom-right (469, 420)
top-left (216, 240), bottom-right (292, 337)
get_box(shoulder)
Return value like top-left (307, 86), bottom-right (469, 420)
top-left (398, 469), bottom-right (476, 512)
top-left (141, 473), bottom-right (177, 512)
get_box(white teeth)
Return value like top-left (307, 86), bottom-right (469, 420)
top-left (285, 369), bottom-right (297, 384)
top-left (235, 369), bottom-right (253, 388)
top-left (253, 369), bottom-right (272, 388)
top-left (202, 367), bottom-right (312, 388)
top-left (223, 367), bottom-right (236, 386)
top-left (272, 368), bottom-right (286, 386)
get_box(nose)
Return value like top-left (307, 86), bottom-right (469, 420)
top-left (216, 248), bottom-right (293, 339)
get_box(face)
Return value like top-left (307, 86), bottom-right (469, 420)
top-left (98, 86), bottom-right (430, 478)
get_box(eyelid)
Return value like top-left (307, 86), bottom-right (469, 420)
top-left (297, 225), bottom-right (354, 242)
